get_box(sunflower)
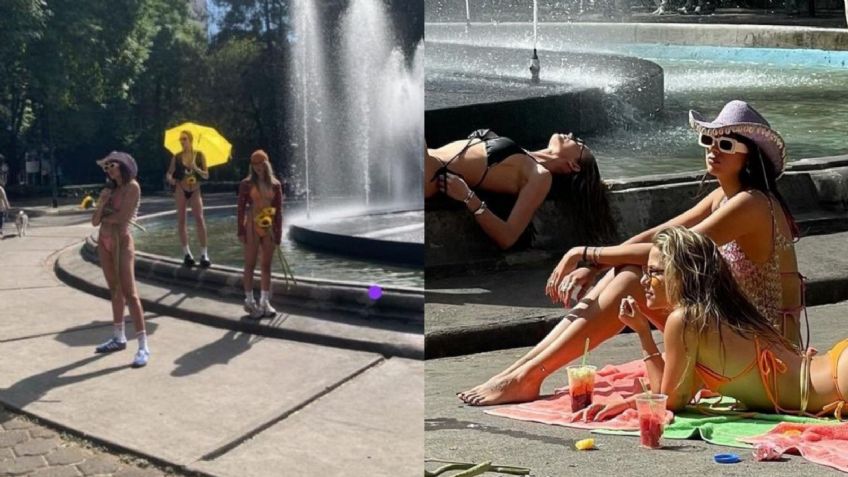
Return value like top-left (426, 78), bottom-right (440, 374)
top-left (80, 196), bottom-right (95, 209)
top-left (185, 175), bottom-right (197, 186)
top-left (256, 215), bottom-right (273, 228)
top-left (260, 207), bottom-right (276, 216)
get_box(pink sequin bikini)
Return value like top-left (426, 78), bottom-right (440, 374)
top-left (718, 190), bottom-right (802, 337)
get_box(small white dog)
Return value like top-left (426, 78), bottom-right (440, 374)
top-left (15, 211), bottom-right (28, 237)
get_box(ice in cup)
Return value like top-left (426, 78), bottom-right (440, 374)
top-left (566, 365), bottom-right (597, 412)
top-left (635, 393), bottom-right (668, 449)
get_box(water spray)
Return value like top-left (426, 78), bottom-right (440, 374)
top-left (530, 1), bottom-right (540, 84)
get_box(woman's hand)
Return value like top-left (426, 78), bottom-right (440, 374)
top-left (438, 172), bottom-right (472, 203)
top-left (618, 295), bottom-right (650, 335)
top-left (98, 188), bottom-right (111, 206)
top-left (546, 248), bottom-right (581, 302)
top-left (571, 399), bottom-right (632, 422)
top-left (556, 267), bottom-right (598, 305)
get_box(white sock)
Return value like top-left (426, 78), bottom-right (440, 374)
top-left (137, 331), bottom-right (149, 352)
top-left (183, 245), bottom-right (192, 257)
top-left (201, 247), bottom-right (209, 260)
top-left (113, 323), bottom-right (126, 342)
top-left (260, 290), bottom-right (270, 303)
top-left (245, 290), bottom-right (255, 302)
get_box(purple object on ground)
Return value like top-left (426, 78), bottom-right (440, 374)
top-left (368, 285), bottom-right (383, 301)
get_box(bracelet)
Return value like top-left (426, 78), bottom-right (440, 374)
top-left (642, 352), bottom-right (662, 362)
top-left (462, 190), bottom-right (475, 205)
top-left (581, 246), bottom-right (589, 263)
top-left (593, 246), bottom-right (602, 266)
top-left (473, 201), bottom-right (487, 216)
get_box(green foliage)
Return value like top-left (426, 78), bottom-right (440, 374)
top-left (0, 0), bottom-right (295, 190)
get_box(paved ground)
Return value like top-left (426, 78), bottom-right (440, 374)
top-left (425, 229), bottom-right (848, 357)
top-left (0, 404), bottom-right (185, 477)
top-left (0, 199), bottom-right (423, 476)
top-left (425, 300), bottom-right (848, 477)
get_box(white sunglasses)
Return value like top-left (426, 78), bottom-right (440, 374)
top-left (698, 134), bottom-right (749, 154)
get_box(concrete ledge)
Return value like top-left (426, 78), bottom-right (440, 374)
top-left (426, 22), bottom-right (848, 52)
top-left (289, 224), bottom-right (424, 267)
top-left (426, 155), bottom-right (848, 271)
top-left (55, 243), bottom-right (424, 360)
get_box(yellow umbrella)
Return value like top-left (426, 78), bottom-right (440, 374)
top-left (164, 122), bottom-right (232, 168)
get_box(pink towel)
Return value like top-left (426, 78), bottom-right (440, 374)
top-left (739, 422), bottom-right (848, 473)
top-left (485, 359), bottom-right (673, 430)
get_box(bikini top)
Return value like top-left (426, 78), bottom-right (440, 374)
top-left (718, 190), bottom-right (795, 328)
top-left (431, 129), bottom-right (532, 189)
top-left (172, 151), bottom-right (204, 181)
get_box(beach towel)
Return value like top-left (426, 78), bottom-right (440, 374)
top-left (739, 422), bottom-right (848, 473)
top-left (485, 359), bottom-right (673, 430)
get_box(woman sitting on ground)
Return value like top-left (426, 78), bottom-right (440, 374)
top-left (425, 130), bottom-right (613, 249)
top-left (580, 226), bottom-right (844, 421)
top-left (458, 100), bottom-right (804, 406)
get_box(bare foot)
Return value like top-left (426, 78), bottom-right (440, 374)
top-left (458, 370), bottom-right (542, 406)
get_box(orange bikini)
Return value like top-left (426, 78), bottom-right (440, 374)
top-left (694, 337), bottom-right (847, 420)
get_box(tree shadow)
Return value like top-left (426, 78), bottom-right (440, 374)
top-left (170, 329), bottom-right (263, 378)
top-left (0, 354), bottom-right (128, 409)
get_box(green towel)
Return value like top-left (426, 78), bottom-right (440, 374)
top-left (594, 398), bottom-right (832, 448)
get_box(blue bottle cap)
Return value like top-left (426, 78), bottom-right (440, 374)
top-left (714, 453), bottom-right (741, 464)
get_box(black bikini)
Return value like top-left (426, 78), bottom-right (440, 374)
top-left (173, 152), bottom-right (202, 199)
top-left (431, 129), bottom-right (531, 189)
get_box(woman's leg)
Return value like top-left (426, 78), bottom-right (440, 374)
top-left (117, 236), bottom-right (145, 340)
top-left (243, 229), bottom-right (259, 296)
top-left (96, 242), bottom-right (127, 351)
top-left (461, 266), bottom-right (666, 406)
top-left (258, 235), bottom-right (276, 316)
top-left (190, 190), bottom-right (208, 249)
top-left (174, 188), bottom-right (189, 250)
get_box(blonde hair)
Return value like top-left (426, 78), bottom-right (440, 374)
top-left (652, 226), bottom-right (791, 350)
top-left (246, 154), bottom-right (280, 189)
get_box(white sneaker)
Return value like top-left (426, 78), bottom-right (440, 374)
top-left (132, 348), bottom-right (150, 368)
top-left (244, 298), bottom-right (262, 319)
top-left (260, 299), bottom-right (277, 318)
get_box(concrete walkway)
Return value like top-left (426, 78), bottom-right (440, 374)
top-left (0, 210), bottom-right (423, 476)
top-left (426, 229), bottom-right (848, 358)
top-left (425, 301), bottom-right (848, 477)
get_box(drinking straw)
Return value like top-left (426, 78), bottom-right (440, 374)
top-left (639, 377), bottom-right (650, 394)
top-left (581, 337), bottom-right (590, 366)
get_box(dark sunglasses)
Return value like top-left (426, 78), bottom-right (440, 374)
top-left (642, 266), bottom-right (665, 280)
top-left (698, 134), bottom-right (749, 154)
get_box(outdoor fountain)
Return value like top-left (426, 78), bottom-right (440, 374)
top-left (286, 0), bottom-right (425, 268)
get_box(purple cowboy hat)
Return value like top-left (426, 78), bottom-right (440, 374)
top-left (689, 100), bottom-right (787, 178)
top-left (96, 151), bottom-right (138, 179)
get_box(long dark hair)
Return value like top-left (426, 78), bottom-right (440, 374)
top-left (699, 133), bottom-right (799, 240)
top-left (730, 133), bottom-right (798, 239)
top-left (549, 147), bottom-right (616, 243)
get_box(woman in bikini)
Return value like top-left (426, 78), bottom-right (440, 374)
top-left (581, 226), bottom-right (845, 421)
top-left (237, 150), bottom-right (284, 319)
top-left (166, 130), bottom-right (210, 268)
top-left (425, 130), bottom-right (613, 249)
top-left (92, 152), bottom-right (150, 368)
top-left (459, 100), bottom-right (804, 406)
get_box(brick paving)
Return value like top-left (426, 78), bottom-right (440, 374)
top-left (0, 406), bottom-right (188, 477)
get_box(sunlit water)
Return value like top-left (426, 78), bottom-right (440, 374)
top-left (132, 211), bottom-right (424, 289)
top-left (425, 24), bottom-right (848, 178)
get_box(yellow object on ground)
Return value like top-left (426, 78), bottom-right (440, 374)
top-left (575, 438), bottom-right (595, 450)
top-left (164, 122), bottom-right (232, 168)
top-left (80, 196), bottom-right (94, 209)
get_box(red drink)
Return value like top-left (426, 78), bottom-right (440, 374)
top-left (566, 365), bottom-right (596, 412)
top-left (635, 393), bottom-right (667, 449)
